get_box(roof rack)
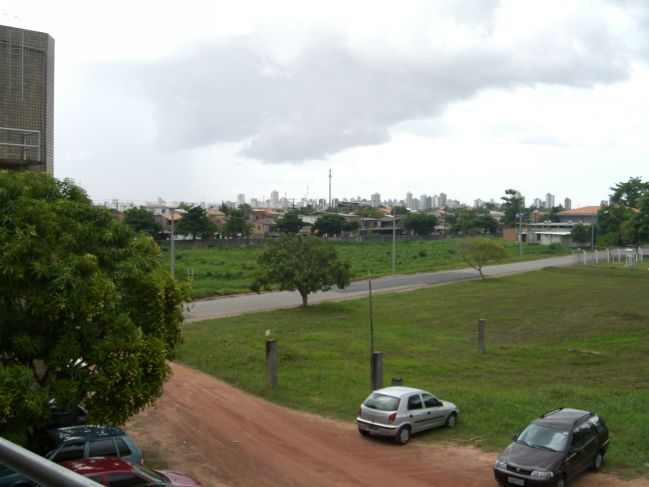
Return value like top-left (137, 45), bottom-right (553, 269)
top-left (540, 408), bottom-right (563, 418)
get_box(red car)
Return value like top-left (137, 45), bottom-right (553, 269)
top-left (60, 457), bottom-right (203, 486)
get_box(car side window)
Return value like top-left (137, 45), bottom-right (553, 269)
top-left (115, 438), bottom-right (132, 457)
top-left (51, 442), bottom-right (85, 462)
top-left (571, 423), bottom-right (595, 450)
top-left (106, 473), bottom-right (144, 487)
top-left (422, 394), bottom-right (440, 408)
top-left (588, 415), bottom-right (606, 434)
top-left (90, 439), bottom-right (118, 457)
top-left (407, 394), bottom-right (423, 410)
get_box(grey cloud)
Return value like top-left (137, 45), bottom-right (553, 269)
top-left (113, 9), bottom-right (640, 164)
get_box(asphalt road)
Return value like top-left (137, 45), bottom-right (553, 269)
top-left (184, 254), bottom-right (576, 322)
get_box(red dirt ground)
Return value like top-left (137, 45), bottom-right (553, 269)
top-left (126, 363), bottom-right (649, 487)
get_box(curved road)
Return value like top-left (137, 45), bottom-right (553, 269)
top-left (184, 255), bottom-right (576, 322)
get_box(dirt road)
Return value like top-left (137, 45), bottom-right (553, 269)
top-left (126, 363), bottom-right (649, 487)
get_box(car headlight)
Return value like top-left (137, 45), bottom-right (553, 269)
top-left (494, 459), bottom-right (507, 469)
top-left (530, 470), bottom-right (554, 479)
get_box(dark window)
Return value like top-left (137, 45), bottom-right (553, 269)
top-left (115, 438), bottom-right (132, 457)
top-left (588, 415), bottom-right (606, 434)
top-left (571, 423), bottom-right (596, 450)
top-left (90, 439), bottom-right (117, 457)
top-left (106, 473), bottom-right (144, 487)
top-left (52, 442), bottom-right (85, 462)
top-left (407, 395), bottom-right (423, 410)
top-left (422, 394), bottom-right (440, 408)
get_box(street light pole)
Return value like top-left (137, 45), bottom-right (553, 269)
top-left (170, 208), bottom-right (176, 277)
top-left (392, 212), bottom-right (396, 273)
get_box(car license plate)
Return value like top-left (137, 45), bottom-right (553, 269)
top-left (507, 477), bottom-right (524, 486)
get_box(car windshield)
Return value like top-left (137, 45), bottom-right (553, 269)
top-left (517, 424), bottom-right (569, 452)
top-left (130, 464), bottom-right (169, 483)
top-left (363, 393), bottom-right (400, 411)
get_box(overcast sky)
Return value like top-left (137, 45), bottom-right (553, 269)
top-left (4, 0), bottom-right (649, 208)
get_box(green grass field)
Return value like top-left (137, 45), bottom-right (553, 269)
top-left (175, 265), bottom-right (649, 476)
top-left (162, 239), bottom-right (569, 299)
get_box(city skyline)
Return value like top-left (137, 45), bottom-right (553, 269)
top-left (3, 1), bottom-right (648, 208)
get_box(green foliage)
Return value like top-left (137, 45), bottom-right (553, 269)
top-left (628, 193), bottom-right (649, 244)
top-left (391, 205), bottom-right (410, 215)
top-left (177, 266), bottom-right (649, 473)
top-left (403, 213), bottom-right (438, 235)
top-left (276, 211), bottom-right (304, 234)
top-left (610, 177), bottom-right (649, 208)
top-left (176, 205), bottom-right (216, 240)
top-left (354, 206), bottom-right (383, 219)
top-left (0, 171), bottom-right (189, 442)
top-left (250, 235), bottom-right (351, 306)
top-left (597, 204), bottom-right (634, 246)
top-left (222, 209), bottom-right (252, 237)
top-left (123, 207), bottom-right (162, 238)
top-left (314, 213), bottom-right (347, 236)
top-left (455, 237), bottom-right (508, 278)
top-left (501, 188), bottom-right (525, 225)
top-left (570, 223), bottom-right (591, 246)
top-left (448, 208), bottom-right (498, 235)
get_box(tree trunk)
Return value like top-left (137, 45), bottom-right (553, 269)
top-left (300, 292), bottom-right (308, 307)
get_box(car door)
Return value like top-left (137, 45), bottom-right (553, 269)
top-left (422, 393), bottom-right (447, 428)
top-left (406, 394), bottom-right (428, 433)
top-left (565, 422), bottom-right (594, 479)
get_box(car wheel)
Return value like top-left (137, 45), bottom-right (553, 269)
top-left (358, 428), bottom-right (370, 437)
top-left (446, 413), bottom-right (458, 428)
top-left (592, 451), bottom-right (604, 471)
top-left (556, 475), bottom-right (566, 487)
top-left (394, 426), bottom-right (411, 445)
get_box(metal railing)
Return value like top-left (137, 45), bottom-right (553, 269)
top-left (0, 127), bottom-right (41, 161)
top-left (0, 436), bottom-right (101, 487)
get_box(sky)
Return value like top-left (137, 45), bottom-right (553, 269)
top-left (3, 0), bottom-right (649, 208)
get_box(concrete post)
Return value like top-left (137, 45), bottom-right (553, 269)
top-left (266, 339), bottom-right (278, 388)
top-left (478, 319), bottom-right (486, 353)
top-left (371, 351), bottom-right (383, 390)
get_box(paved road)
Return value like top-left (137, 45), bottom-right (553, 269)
top-left (184, 255), bottom-right (575, 322)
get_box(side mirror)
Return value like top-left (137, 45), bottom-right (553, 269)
top-left (511, 434), bottom-right (518, 441)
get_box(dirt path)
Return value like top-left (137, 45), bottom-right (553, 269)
top-left (126, 363), bottom-right (649, 487)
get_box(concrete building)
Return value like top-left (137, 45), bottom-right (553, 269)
top-left (564, 198), bottom-right (572, 210)
top-left (545, 193), bottom-right (555, 209)
top-left (1, 25), bottom-right (54, 173)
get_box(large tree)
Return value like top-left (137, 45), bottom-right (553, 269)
top-left (314, 213), bottom-right (347, 236)
top-left (448, 208), bottom-right (498, 235)
top-left (250, 235), bottom-right (351, 306)
top-left (501, 189), bottom-right (525, 226)
top-left (276, 211), bottom-right (304, 234)
top-left (176, 205), bottom-right (217, 240)
top-left (222, 209), bottom-right (252, 237)
top-left (610, 177), bottom-right (649, 208)
top-left (0, 171), bottom-right (188, 443)
top-left (403, 213), bottom-right (438, 236)
top-left (123, 207), bottom-right (162, 238)
top-left (454, 237), bottom-right (508, 279)
top-left (570, 223), bottom-right (591, 247)
top-left (628, 193), bottom-right (649, 245)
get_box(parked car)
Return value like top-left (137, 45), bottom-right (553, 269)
top-left (35, 400), bottom-right (88, 432)
top-left (356, 386), bottom-right (459, 445)
top-left (1, 425), bottom-right (143, 487)
top-left (61, 457), bottom-right (203, 486)
top-left (493, 408), bottom-right (609, 487)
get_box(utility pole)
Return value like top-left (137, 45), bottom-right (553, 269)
top-left (328, 169), bottom-right (331, 209)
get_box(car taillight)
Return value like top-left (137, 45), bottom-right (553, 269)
top-left (388, 412), bottom-right (397, 424)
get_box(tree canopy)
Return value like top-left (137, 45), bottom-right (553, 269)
top-left (0, 171), bottom-right (188, 443)
top-left (597, 177), bottom-right (649, 247)
top-left (500, 189), bottom-right (525, 225)
top-left (570, 223), bottom-right (591, 246)
top-left (176, 205), bottom-right (217, 240)
top-left (447, 208), bottom-right (498, 235)
top-left (222, 209), bottom-right (252, 237)
top-left (276, 211), bottom-right (304, 234)
top-left (354, 206), bottom-right (383, 219)
top-left (610, 177), bottom-right (649, 208)
top-left (403, 213), bottom-right (438, 235)
top-left (250, 235), bottom-right (351, 306)
top-left (314, 213), bottom-right (347, 236)
top-left (123, 207), bottom-right (163, 238)
top-left (454, 237), bottom-right (508, 279)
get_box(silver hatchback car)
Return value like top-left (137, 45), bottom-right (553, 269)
top-left (356, 386), bottom-right (459, 445)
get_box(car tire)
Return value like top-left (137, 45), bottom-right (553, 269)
top-left (358, 428), bottom-right (370, 437)
top-left (592, 451), bottom-right (604, 471)
top-left (446, 413), bottom-right (458, 428)
top-left (556, 475), bottom-right (566, 487)
top-left (394, 426), bottom-right (411, 445)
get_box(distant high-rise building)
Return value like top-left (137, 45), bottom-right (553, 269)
top-left (270, 190), bottom-right (279, 208)
top-left (1, 25), bottom-right (55, 173)
top-left (405, 192), bottom-right (413, 209)
top-left (564, 198), bottom-right (572, 210)
top-left (237, 193), bottom-right (246, 207)
top-left (533, 198), bottom-right (543, 209)
top-left (432, 194), bottom-right (440, 208)
top-left (421, 194), bottom-right (432, 210)
top-left (545, 193), bottom-right (555, 209)
top-left (439, 192), bottom-right (447, 208)
top-left (371, 192), bottom-right (381, 207)
top-left (474, 199), bottom-right (484, 208)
